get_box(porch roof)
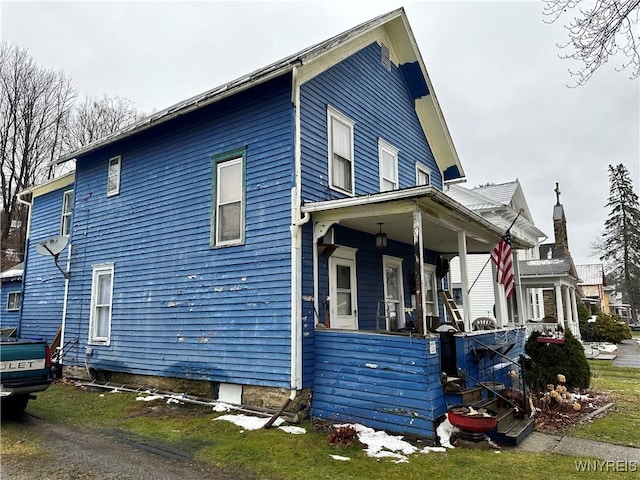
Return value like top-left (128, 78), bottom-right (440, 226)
top-left (301, 186), bottom-right (533, 254)
top-left (518, 258), bottom-right (579, 288)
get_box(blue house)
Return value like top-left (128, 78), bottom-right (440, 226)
top-left (16, 172), bottom-right (74, 346)
top-left (22, 9), bottom-right (534, 442)
top-left (0, 263), bottom-right (23, 333)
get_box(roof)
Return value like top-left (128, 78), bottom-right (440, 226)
top-left (1, 262), bottom-right (23, 281)
top-left (53, 8), bottom-right (464, 182)
top-left (519, 258), bottom-right (574, 277)
top-left (576, 264), bottom-right (606, 286)
top-left (471, 181), bottom-right (519, 206)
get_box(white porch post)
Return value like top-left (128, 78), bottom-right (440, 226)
top-left (563, 285), bottom-right (573, 334)
top-left (413, 209), bottom-right (426, 333)
top-left (491, 261), bottom-right (504, 328)
top-left (513, 249), bottom-right (524, 325)
top-left (570, 286), bottom-right (580, 339)
top-left (555, 283), bottom-right (565, 329)
top-left (457, 231), bottom-right (471, 331)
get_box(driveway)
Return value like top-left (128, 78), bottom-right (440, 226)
top-left (1, 413), bottom-right (256, 480)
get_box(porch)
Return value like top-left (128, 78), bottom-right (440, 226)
top-left (311, 326), bottom-right (528, 441)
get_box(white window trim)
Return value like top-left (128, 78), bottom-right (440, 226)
top-left (60, 189), bottom-right (73, 236)
top-left (378, 138), bottom-right (399, 192)
top-left (88, 263), bottom-right (114, 345)
top-left (6, 291), bottom-right (21, 311)
top-left (416, 162), bottom-right (431, 186)
top-left (382, 255), bottom-right (405, 330)
top-left (327, 106), bottom-right (355, 196)
top-left (107, 156), bottom-right (121, 197)
top-left (214, 155), bottom-right (245, 247)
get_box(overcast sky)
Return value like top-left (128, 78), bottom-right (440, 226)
top-left (2, 1), bottom-right (638, 266)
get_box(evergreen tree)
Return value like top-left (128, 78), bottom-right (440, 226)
top-left (600, 164), bottom-right (640, 322)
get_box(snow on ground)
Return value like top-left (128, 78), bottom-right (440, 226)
top-left (279, 425), bottom-right (306, 435)
top-left (436, 418), bottom-right (459, 449)
top-left (330, 455), bottom-right (351, 461)
top-left (215, 413), bottom-right (284, 430)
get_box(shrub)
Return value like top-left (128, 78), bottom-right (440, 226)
top-left (591, 313), bottom-right (632, 343)
top-left (521, 330), bottom-right (590, 391)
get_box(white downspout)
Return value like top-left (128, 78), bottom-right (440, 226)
top-left (290, 65), bottom-right (309, 391)
top-left (16, 192), bottom-right (33, 335)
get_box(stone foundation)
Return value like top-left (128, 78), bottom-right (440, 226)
top-left (61, 365), bottom-right (311, 414)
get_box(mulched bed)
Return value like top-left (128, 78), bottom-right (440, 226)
top-left (532, 388), bottom-right (614, 434)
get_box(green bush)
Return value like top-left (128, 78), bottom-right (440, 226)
top-left (521, 330), bottom-right (591, 391)
top-left (580, 312), bottom-right (631, 343)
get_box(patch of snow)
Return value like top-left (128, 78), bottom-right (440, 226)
top-left (99, 394), bottom-right (105, 397)
top-left (365, 363), bottom-right (378, 369)
top-left (330, 455), bottom-right (351, 461)
top-left (166, 397), bottom-right (183, 405)
top-left (109, 388), bottom-right (121, 394)
top-left (420, 446), bottom-right (447, 453)
top-left (279, 426), bottom-right (306, 435)
top-left (215, 414), bottom-right (283, 430)
top-left (335, 423), bottom-right (416, 463)
top-left (436, 418), bottom-right (459, 448)
top-left (136, 394), bottom-right (165, 402)
top-left (526, 259), bottom-right (565, 266)
top-left (212, 402), bottom-right (232, 412)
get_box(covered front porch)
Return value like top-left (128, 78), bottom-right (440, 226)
top-left (301, 186), bottom-right (532, 440)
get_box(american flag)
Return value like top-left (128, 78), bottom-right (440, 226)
top-left (491, 231), bottom-right (515, 298)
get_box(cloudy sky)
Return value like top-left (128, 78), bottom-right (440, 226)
top-left (2, 1), bottom-right (638, 265)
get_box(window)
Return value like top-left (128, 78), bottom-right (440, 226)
top-left (6, 291), bottom-right (21, 311)
top-left (423, 264), bottom-right (438, 316)
top-left (107, 156), bottom-right (121, 196)
top-left (211, 149), bottom-right (245, 246)
top-left (383, 256), bottom-right (405, 330)
top-left (60, 190), bottom-right (73, 236)
top-left (379, 139), bottom-right (398, 191)
top-left (328, 107), bottom-right (354, 194)
top-left (416, 163), bottom-right (431, 186)
top-left (89, 264), bottom-right (114, 345)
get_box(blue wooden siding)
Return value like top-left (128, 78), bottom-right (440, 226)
top-left (455, 328), bottom-right (527, 389)
top-left (1, 279), bottom-right (22, 330)
top-left (63, 75), bottom-right (297, 388)
top-left (312, 330), bottom-right (444, 438)
top-left (300, 42), bottom-right (442, 203)
top-left (19, 189), bottom-right (71, 342)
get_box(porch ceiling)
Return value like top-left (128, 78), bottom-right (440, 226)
top-left (302, 186), bottom-right (533, 254)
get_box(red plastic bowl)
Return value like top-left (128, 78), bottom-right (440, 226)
top-left (447, 405), bottom-right (497, 433)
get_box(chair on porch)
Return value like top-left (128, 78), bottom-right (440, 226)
top-left (472, 317), bottom-right (496, 331)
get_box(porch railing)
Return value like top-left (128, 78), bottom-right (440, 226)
top-left (465, 335), bottom-right (528, 414)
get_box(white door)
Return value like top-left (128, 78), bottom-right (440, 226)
top-left (329, 248), bottom-right (358, 329)
top-left (383, 255), bottom-right (405, 330)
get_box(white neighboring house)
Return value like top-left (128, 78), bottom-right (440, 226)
top-left (445, 181), bottom-right (547, 326)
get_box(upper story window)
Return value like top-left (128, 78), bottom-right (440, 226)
top-left (89, 264), bottom-right (114, 345)
top-left (327, 107), bottom-right (354, 195)
top-left (6, 291), bottom-right (21, 311)
top-left (107, 156), bottom-right (121, 196)
top-left (60, 190), bottom-right (73, 236)
top-left (416, 163), bottom-right (431, 186)
top-left (378, 139), bottom-right (398, 192)
top-left (211, 149), bottom-right (245, 247)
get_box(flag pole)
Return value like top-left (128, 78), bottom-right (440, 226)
top-left (467, 209), bottom-right (524, 294)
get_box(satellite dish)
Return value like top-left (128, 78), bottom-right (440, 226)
top-left (36, 235), bottom-right (69, 257)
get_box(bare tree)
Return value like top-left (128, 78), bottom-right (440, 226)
top-left (543, 0), bottom-right (640, 85)
top-left (64, 95), bottom-right (138, 151)
top-left (1, 42), bottom-right (75, 269)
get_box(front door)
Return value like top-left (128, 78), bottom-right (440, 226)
top-left (329, 247), bottom-right (358, 329)
top-left (383, 255), bottom-right (405, 330)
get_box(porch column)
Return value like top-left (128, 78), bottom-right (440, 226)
top-left (413, 209), bottom-right (426, 333)
top-left (513, 249), bottom-right (524, 325)
top-left (492, 261), bottom-right (507, 328)
top-left (457, 231), bottom-right (471, 331)
top-left (564, 285), bottom-right (573, 334)
top-left (570, 286), bottom-right (580, 339)
top-left (555, 283), bottom-right (565, 329)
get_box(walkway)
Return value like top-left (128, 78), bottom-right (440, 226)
top-left (613, 338), bottom-right (640, 368)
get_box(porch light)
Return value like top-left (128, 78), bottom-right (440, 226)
top-left (375, 223), bottom-right (387, 250)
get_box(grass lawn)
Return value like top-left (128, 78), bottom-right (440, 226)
top-left (567, 359), bottom-right (640, 447)
top-left (1, 377), bottom-right (637, 480)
